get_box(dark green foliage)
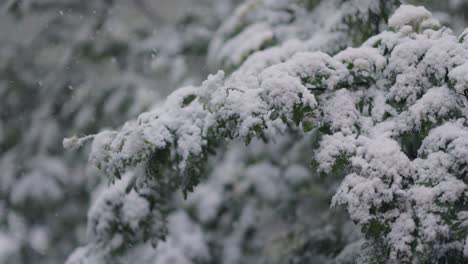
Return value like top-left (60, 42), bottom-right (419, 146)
top-left (182, 94), bottom-right (197, 107)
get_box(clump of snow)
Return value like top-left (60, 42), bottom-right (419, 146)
top-left (387, 213), bottom-right (416, 260)
top-left (449, 62), bottom-right (468, 94)
top-left (315, 132), bottom-right (357, 174)
top-left (389, 5), bottom-right (439, 32)
top-left (335, 46), bottom-right (386, 73)
top-left (321, 89), bottom-right (360, 135)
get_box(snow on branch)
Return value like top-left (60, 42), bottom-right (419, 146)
top-left (68, 3), bottom-right (468, 263)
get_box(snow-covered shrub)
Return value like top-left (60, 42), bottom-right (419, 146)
top-left (67, 2), bottom-right (468, 263)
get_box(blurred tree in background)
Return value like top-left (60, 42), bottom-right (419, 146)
top-left (0, 0), bottom-right (237, 263)
top-left (1, 0), bottom-right (468, 264)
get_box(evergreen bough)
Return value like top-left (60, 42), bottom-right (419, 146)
top-left (67, 2), bottom-right (468, 263)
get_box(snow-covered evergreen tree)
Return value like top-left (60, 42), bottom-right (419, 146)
top-left (65, 1), bottom-right (468, 263)
top-left (2, 0), bottom-right (468, 263)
